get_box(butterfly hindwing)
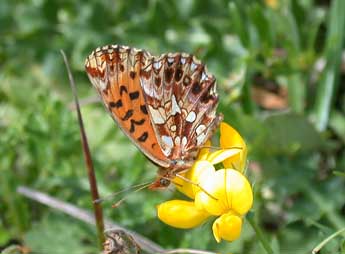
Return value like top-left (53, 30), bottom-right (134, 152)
top-left (140, 52), bottom-right (222, 162)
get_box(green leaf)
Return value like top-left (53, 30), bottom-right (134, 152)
top-left (263, 113), bottom-right (322, 155)
top-left (24, 214), bottom-right (97, 254)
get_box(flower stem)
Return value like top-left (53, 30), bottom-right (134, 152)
top-left (247, 213), bottom-right (274, 254)
top-left (312, 227), bottom-right (345, 254)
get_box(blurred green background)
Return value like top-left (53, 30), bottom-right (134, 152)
top-left (1, 0), bottom-right (345, 253)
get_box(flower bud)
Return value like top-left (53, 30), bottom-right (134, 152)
top-left (212, 212), bottom-right (242, 242)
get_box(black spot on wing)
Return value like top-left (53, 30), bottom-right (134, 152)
top-left (129, 118), bottom-right (145, 133)
top-left (138, 132), bottom-right (148, 142)
top-left (121, 109), bottom-right (133, 121)
top-left (109, 99), bottom-right (122, 108)
top-left (130, 71), bottom-right (136, 79)
top-left (129, 91), bottom-right (140, 100)
top-left (192, 81), bottom-right (201, 94)
top-left (120, 85), bottom-right (128, 96)
top-left (155, 77), bottom-right (161, 87)
top-left (175, 68), bottom-right (183, 82)
top-left (119, 64), bottom-right (124, 72)
top-left (140, 105), bottom-right (148, 115)
top-left (164, 68), bottom-right (173, 83)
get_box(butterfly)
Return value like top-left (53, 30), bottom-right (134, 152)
top-left (85, 45), bottom-right (222, 189)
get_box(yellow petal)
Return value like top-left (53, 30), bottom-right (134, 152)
top-left (195, 169), bottom-right (253, 216)
top-left (198, 140), bottom-right (211, 160)
top-left (174, 160), bottom-right (215, 199)
top-left (157, 200), bottom-right (210, 229)
top-left (220, 122), bottom-right (247, 172)
top-left (212, 212), bottom-right (242, 242)
top-left (207, 148), bottom-right (242, 165)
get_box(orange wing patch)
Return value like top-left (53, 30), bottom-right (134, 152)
top-left (85, 45), bottom-right (169, 167)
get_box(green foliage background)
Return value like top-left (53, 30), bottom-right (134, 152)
top-left (1, 0), bottom-right (345, 253)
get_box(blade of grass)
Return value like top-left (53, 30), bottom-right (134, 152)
top-left (60, 50), bottom-right (105, 248)
top-left (242, 68), bottom-right (255, 115)
top-left (247, 212), bottom-right (274, 254)
top-left (229, 2), bottom-right (249, 48)
top-left (312, 0), bottom-right (345, 131)
top-left (312, 227), bottom-right (345, 254)
top-left (287, 73), bottom-right (305, 114)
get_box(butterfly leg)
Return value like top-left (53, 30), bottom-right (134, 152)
top-left (175, 173), bottom-right (218, 201)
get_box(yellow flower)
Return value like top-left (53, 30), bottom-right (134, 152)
top-left (174, 122), bottom-right (246, 198)
top-left (265, 0), bottom-right (279, 9)
top-left (157, 122), bottom-right (252, 243)
top-left (173, 159), bottom-right (215, 199)
top-left (157, 200), bottom-right (210, 229)
top-left (212, 212), bottom-right (242, 242)
top-left (195, 169), bottom-right (253, 216)
top-left (220, 122), bottom-right (247, 172)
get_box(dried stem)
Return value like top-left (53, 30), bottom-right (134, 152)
top-left (17, 186), bottom-right (217, 254)
top-left (158, 249), bottom-right (217, 254)
top-left (60, 50), bottom-right (105, 247)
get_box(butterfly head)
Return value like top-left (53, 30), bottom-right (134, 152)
top-left (149, 177), bottom-right (171, 190)
top-left (149, 160), bottom-right (193, 190)
top-left (148, 176), bottom-right (171, 190)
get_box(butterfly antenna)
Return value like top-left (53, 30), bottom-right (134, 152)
top-left (94, 181), bottom-right (152, 204)
top-left (111, 182), bottom-right (152, 208)
top-left (175, 173), bottom-right (218, 201)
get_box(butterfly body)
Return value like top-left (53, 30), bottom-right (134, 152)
top-left (85, 45), bottom-right (222, 189)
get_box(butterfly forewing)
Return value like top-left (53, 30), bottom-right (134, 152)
top-left (85, 45), bottom-right (170, 168)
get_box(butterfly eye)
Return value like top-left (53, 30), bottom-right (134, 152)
top-left (160, 178), bottom-right (171, 187)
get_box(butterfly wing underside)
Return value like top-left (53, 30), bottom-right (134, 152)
top-left (85, 45), bottom-right (171, 168)
top-left (140, 53), bottom-right (222, 163)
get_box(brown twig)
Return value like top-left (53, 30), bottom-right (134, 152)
top-left (17, 186), bottom-right (219, 254)
top-left (60, 50), bottom-right (105, 247)
top-left (17, 186), bottom-right (164, 253)
top-left (159, 249), bottom-right (217, 254)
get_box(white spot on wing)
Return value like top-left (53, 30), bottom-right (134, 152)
top-left (158, 107), bottom-right (166, 120)
top-left (153, 61), bottom-right (162, 69)
top-left (162, 135), bottom-right (173, 147)
top-left (197, 133), bottom-right (206, 146)
top-left (99, 79), bottom-right (107, 90)
top-left (162, 135), bottom-right (173, 156)
top-left (174, 136), bottom-right (181, 145)
top-left (170, 125), bottom-right (177, 132)
top-left (201, 71), bottom-right (207, 81)
top-left (196, 124), bottom-right (206, 135)
top-left (171, 95), bottom-right (181, 115)
top-left (191, 62), bottom-right (197, 72)
top-left (148, 105), bottom-right (165, 124)
top-left (186, 111), bottom-right (196, 123)
top-left (182, 136), bottom-right (187, 147)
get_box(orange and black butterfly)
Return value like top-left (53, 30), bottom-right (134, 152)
top-left (85, 45), bottom-right (222, 189)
